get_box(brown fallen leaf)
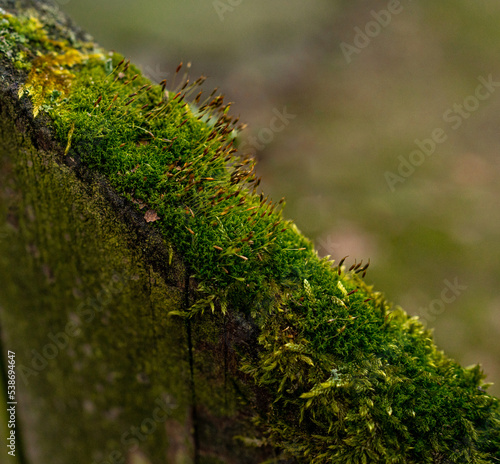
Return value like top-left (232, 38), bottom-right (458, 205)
top-left (132, 198), bottom-right (147, 209)
top-left (144, 209), bottom-right (160, 223)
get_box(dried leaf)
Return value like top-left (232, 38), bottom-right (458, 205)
top-left (144, 209), bottom-right (159, 223)
top-left (132, 198), bottom-right (147, 209)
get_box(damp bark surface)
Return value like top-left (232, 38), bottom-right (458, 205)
top-left (0, 3), bottom-right (271, 464)
top-left (0, 80), bottom-right (274, 464)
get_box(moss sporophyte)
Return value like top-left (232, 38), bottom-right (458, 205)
top-left (2, 8), bottom-right (499, 464)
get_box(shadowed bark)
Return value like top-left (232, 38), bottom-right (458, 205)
top-left (0, 2), bottom-right (275, 463)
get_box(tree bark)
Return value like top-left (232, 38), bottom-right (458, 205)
top-left (0, 2), bottom-right (270, 463)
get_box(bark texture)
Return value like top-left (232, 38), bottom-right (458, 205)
top-left (0, 2), bottom-right (269, 463)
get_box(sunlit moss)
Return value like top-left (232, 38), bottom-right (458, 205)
top-left (1, 12), bottom-right (48, 43)
top-left (1, 9), bottom-right (105, 115)
top-left (18, 49), bottom-right (104, 116)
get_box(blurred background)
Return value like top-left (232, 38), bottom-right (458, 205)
top-left (60, 0), bottom-right (500, 395)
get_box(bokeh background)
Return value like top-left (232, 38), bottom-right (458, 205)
top-left (60, 0), bottom-right (500, 395)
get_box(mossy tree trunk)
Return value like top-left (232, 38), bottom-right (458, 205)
top-left (0, 3), bottom-right (272, 464)
top-left (1, 1), bottom-right (499, 464)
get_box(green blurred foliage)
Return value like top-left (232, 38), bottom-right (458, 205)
top-left (61, 0), bottom-right (500, 394)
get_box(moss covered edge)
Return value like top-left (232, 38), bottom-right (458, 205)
top-left (1, 3), bottom-right (499, 463)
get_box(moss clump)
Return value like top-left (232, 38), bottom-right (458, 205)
top-left (0, 9), bottom-right (104, 115)
top-left (2, 6), bottom-right (499, 463)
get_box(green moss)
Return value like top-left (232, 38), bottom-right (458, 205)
top-left (1, 8), bottom-right (104, 115)
top-left (1, 10), bottom-right (60, 61)
top-left (2, 6), bottom-right (499, 463)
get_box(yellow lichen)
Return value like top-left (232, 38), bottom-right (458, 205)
top-left (18, 49), bottom-right (104, 117)
top-left (0, 12), bottom-right (47, 40)
top-left (2, 10), bottom-right (105, 117)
